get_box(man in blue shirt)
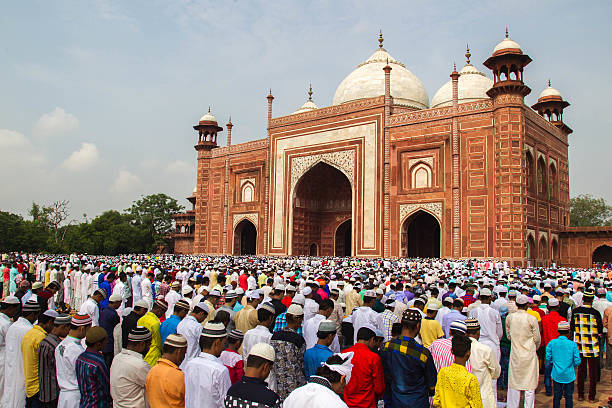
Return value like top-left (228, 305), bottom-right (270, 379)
top-left (545, 321), bottom-right (581, 408)
top-left (303, 320), bottom-right (335, 379)
top-left (160, 299), bottom-right (190, 343)
top-left (98, 273), bottom-right (115, 309)
top-left (99, 293), bottom-right (121, 367)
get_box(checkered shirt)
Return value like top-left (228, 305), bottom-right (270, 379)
top-left (570, 305), bottom-right (604, 357)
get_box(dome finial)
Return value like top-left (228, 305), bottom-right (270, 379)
top-left (378, 30), bottom-right (384, 49)
top-left (308, 83), bottom-right (313, 101)
top-left (208, 106), bottom-right (211, 113)
top-left (465, 45), bottom-right (471, 65)
top-left (505, 27), bottom-right (509, 38)
top-left (548, 79), bottom-right (551, 87)
top-left (453, 61), bottom-right (456, 71)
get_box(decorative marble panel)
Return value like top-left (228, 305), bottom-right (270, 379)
top-left (290, 150), bottom-right (355, 194)
top-left (399, 202), bottom-right (442, 223)
top-left (233, 213), bottom-right (258, 230)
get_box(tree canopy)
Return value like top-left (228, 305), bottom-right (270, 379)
top-left (0, 193), bottom-right (184, 254)
top-left (569, 194), bottom-right (612, 227)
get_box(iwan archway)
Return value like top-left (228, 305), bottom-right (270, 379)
top-left (233, 219), bottom-right (257, 255)
top-left (290, 162), bottom-right (352, 256)
top-left (400, 210), bottom-right (441, 258)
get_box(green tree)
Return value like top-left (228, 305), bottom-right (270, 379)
top-left (569, 194), bottom-right (612, 227)
top-left (127, 193), bottom-right (184, 247)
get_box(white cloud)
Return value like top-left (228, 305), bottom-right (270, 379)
top-left (61, 142), bottom-right (100, 171)
top-left (110, 169), bottom-right (141, 193)
top-left (33, 107), bottom-right (79, 138)
top-left (165, 159), bottom-right (192, 174)
top-left (0, 129), bottom-right (45, 166)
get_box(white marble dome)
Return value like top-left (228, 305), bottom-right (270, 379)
top-left (294, 99), bottom-right (318, 114)
top-left (431, 64), bottom-right (493, 108)
top-left (493, 37), bottom-right (522, 54)
top-left (538, 85), bottom-right (562, 99)
top-left (199, 110), bottom-right (217, 123)
top-left (333, 47), bottom-right (429, 109)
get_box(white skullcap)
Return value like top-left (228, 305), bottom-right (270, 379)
top-left (302, 287), bottom-right (312, 296)
top-left (249, 342), bottom-right (275, 362)
top-left (287, 304), bottom-right (304, 316)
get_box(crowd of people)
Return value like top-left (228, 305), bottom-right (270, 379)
top-left (0, 253), bottom-right (611, 408)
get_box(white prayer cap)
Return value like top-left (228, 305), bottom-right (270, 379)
top-left (1, 296), bottom-right (20, 305)
top-left (249, 343), bottom-right (275, 362)
top-left (302, 287), bottom-right (312, 296)
top-left (516, 294), bottom-right (529, 305)
top-left (287, 304), bottom-right (304, 316)
top-left (134, 299), bottom-right (149, 309)
top-left (182, 286), bottom-right (193, 295)
top-left (109, 293), bottom-right (122, 302)
top-left (292, 294), bottom-right (306, 306)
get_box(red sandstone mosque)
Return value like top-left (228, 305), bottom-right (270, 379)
top-left (172, 30), bottom-right (612, 268)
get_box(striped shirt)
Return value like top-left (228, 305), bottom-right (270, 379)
top-left (76, 349), bottom-right (111, 408)
top-left (38, 333), bottom-right (61, 403)
top-left (428, 337), bottom-right (472, 372)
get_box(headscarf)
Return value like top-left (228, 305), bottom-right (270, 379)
top-left (322, 351), bottom-right (354, 383)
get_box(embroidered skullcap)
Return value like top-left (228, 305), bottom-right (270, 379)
top-left (259, 302), bottom-right (275, 314)
top-left (516, 294), bottom-right (529, 305)
top-left (597, 287), bottom-right (606, 295)
top-left (42, 310), bottom-right (59, 318)
top-left (533, 294), bottom-right (541, 302)
top-left (236, 288), bottom-right (245, 295)
top-left (209, 289), bottom-right (222, 297)
top-left (109, 293), bottom-right (122, 302)
top-left (228, 329), bottom-right (244, 340)
top-left (443, 297), bottom-right (454, 304)
top-left (249, 343), bottom-right (275, 362)
top-left (94, 288), bottom-right (107, 298)
top-left (194, 302), bottom-right (210, 314)
top-left (1, 296), bottom-right (20, 305)
top-left (330, 288), bottom-right (340, 294)
top-left (171, 281), bottom-right (180, 288)
top-left (449, 320), bottom-right (468, 334)
top-left (134, 299), bottom-right (149, 309)
top-left (32, 282), bottom-right (43, 290)
top-left (274, 284), bottom-right (286, 291)
top-left (323, 351), bottom-right (354, 383)
top-left (128, 326), bottom-right (152, 342)
top-left (164, 334), bottom-right (188, 348)
top-left (508, 289), bottom-right (517, 297)
top-left (375, 288), bottom-right (384, 295)
top-left (224, 290), bottom-right (237, 299)
top-left (201, 322), bottom-right (227, 338)
top-left (154, 299), bottom-right (168, 311)
top-left (548, 298), bottom-right (559, 307)
top-left (318, 320), bottom-right (336, 333)
top-left (401, 309), bottom-right (422, 323)
top-left (182, 286), bottom-right (193, 295)
top-left (583, 288), bottom-right (595, 298)
top-left (465, 318), bottom-right (480, 330)
top-left (174, 300), bottom-right (190, 311)
top-left (85, 326), bottom-right (107, 344)
top-left (71, 314), bottom-right (92, 326)
top-left (302, 287), bottom-right (312, 296)
top-left (426, 303), bottom-right (440, 311)
top-left (286, 284), bottom-right (297, 292)
top-left (22, 300), bottom-right (40, 313)
top-left (247, 290), bottom-right (261, 300)
top-left (479, 288), bottom-right (492, 297)
top-left (287, 304), bottom-right (304, 316)
top-left (54, 314), bottom-right (71, 325)
top-left (557, 321), bottom-right (570, 332)
top-left (385, 299), bottom-right (396, 308)
top-left (292, 294), bottom-right (306, 306)
top-left (363, 290), bottom-right (376, 298)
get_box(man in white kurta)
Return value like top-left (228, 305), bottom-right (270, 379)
top-left (0, 296), bottom-right (20, 400)
top-left (303, 304), bottom-right (340, 352)
top-left (466, 318), bottom-right (501, 408)
top-left (242, 324), bottom-right (273, 360)
top-left (184, 322), bottom-right (231, 408)
top-left (141, 274), bottom-right (153, 310)
top-left (177, 304), bottom-right (208, 369)
top-left (56, 329), bottom-right (87, 408)
top-left (505, 295), bottom-right (541, 408)
top-left (164, 283), bottom-right (181, 318)
top-left (79, 291), bottom-right (102, 326)
top-left (1, 302), bottom-right (38, 408)
top-left (351, 292), bottom-right (380, 344)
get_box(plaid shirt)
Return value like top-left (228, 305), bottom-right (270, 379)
top-left (273, 312), bottom-right (303, 335)
top-left (76, 349), bottom-right (111, 408)
top-left (378, 310), bottom-right (400, 342)
top-left (570, 306), bottom-right (603, 357)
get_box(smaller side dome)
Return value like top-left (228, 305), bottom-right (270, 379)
top-left (199, 107), bottom-right (218, 124)
top-left (538, 83), bottom-right (562, 100)
top-left (293, 84), bottom-right (319, 114)
top-left (492, 29), bottom-right (522, 56)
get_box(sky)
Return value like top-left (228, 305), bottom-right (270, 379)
top-left (1, 1), bottom-right (610, 221)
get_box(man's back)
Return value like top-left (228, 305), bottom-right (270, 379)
top-left (342, 343), bottom-right (385, 408)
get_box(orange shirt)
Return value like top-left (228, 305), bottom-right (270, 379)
top-left (145, 358), bottom-right (185, 408)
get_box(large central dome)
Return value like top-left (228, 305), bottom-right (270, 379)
top-left (333, 37), bottom-right (429, 109)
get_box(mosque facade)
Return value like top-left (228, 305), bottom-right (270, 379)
top-left (171, 31), bottom-right (612, 267)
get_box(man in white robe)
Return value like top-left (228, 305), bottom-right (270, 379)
top-left (0, 296), bottom-right (20, 396)
top-left (242, 303), bottom-right (275, 360)
top-left (79, 289), bottom-right (105, 326)
top-left (165, 282), bottom-right (182, 318)
top-left (506, 295), bottom-right (540, 408)
top-left (1, 300), bottom-right (39, 408)
top-left (131, 270), bottom-right (142, 304)
top-left (56, 314), bottom-right (91, 408)
top-left (177, 303), bottom-right (208, 369)
top-left (351, 291), bottom-right (380, 343)
top-left (184, 322), bottom-right (231, 408)
top-left (303, 299), bottom-right (340, 352)
top-left (466, 318), bottom-right (501, 408)
top-left (141, 273), bottom-right (153, 310)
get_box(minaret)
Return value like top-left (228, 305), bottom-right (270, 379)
top-left (267, 89), bottom-right (274, 130)
top-left (383, 50), bottom-right (392, 257)
top-left (450, 62), bottom-right (460, 257)
top-left (226, 117), bottom-right (233, 146)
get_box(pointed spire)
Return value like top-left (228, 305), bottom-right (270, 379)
top-left (548, 79), bottom-right (551, 87)
top-left (228, 115), bottom-right (232, 124)
top-left (208, 106), bottom-right (211, 113)
top-left (465, 45), bottom-right (471, 65)
top-left (505, 27), bottom-right (509, 38)
top-left (453, 61), bottom-right (457, 71)
top-left (378, 30), bottom-right (384, 49)
top-left (307, 84), bottom-right (313, 101)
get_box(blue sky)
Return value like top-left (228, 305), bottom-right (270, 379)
top-left (1, 1), bottom-right (610, 220)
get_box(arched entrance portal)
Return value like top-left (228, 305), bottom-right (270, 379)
top-left (233, 219), bottom-right (257, 255)
top-left (401, 210), bottom-right (440, 258)
top-left (292, 162), bottom-right (352, 256)
top-left (335, 220), bottom-right (352, 256)
top-left (592, 245), bottom-right (612, 264)
top-left (309, 243), bottom-right (318, 256)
